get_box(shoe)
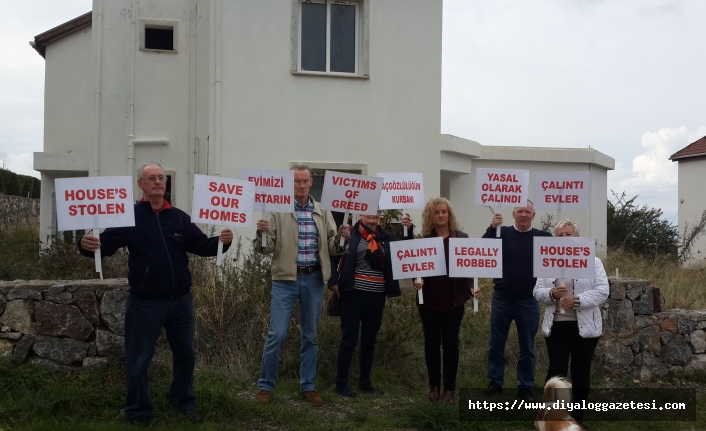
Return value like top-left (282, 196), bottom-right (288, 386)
top-left (517, 388), bottom-right (534, 403)
top-left (442, 389), bottom-right (455, 403)
top-left (428, 386), bottom-right (440, 402)
top-left (301, 390), bottom-right (324, 406)
top-left (484, 382), bottom-right (503, 396)
top-left (255, 389), bottom-right (272, 405)
top-left (128, 415), bottom-right (150, 427)
top-left (181, 409), bottom-right (204, 423)
top-left (335, 384), bottom-right (357, 398)
top-left (359, 381), bottom-right (384, 395)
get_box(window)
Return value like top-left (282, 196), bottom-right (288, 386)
top-left (140, 20), bottom-right (178, 53)
top-left (292, 0), bottom-right (369, 77)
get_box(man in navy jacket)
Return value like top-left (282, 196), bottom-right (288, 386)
top-left (79, 163), bottom-right (233, 426)
top-left (481, 200), bottom-right (551, 402)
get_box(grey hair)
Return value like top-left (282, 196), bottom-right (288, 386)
top-left (290, 163), bottom-right (312, 177)
top-left (555, 219), bottom-right (580, 236)
top-left (514, 199), bottom-right (534, 211)
top-left (137, 162), bottom-right (164, 179)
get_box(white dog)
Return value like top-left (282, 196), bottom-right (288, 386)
top-left (535, 377), bottom-right (583, 431)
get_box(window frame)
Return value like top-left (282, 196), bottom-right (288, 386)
top-left (291, 0), bottom-right (370, 78)
top-left (139, 19), bottom-right (179, 53)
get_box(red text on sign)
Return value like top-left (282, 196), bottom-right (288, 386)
top-left (210, 196), bottom-right (239, 209)
top-left (68, 203), bottom-right (125, 216)
top-left (402, 262), bottom-right (435, 272)
top-left (255, 194), bottom-right (291, 204)
top-left (456, 258), bottom-right (497, 268)
top-left (545, 195), bottom-right (578, 204)
top-left (198, 209), bottom-right (247, 224)
top-left (397, 247), bottom-right (438, 261)
top-left (208, 182), bottom-right (243, 195)
top-left (65, 188), bottom-right (128, 201)
top-left (331, 200), bottom-right (368, 212)
top-left (539, 246), bottom-right (590, 256)
top-left (542, 258), bottom-right (588, 268)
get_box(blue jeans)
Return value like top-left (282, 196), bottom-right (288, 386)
top-left (258, 271), bottom-right (324, 392)
top-left (124, 293), bottom-right (196, 419)
top-left (487, 291), bottom-right (539, 389)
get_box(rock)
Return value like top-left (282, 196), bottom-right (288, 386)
top-left (32, 335), bottom-right (89, 365)
top-left (0, 300), bottom-right (36, 334)
top-left (690, 330), bottom-right (706, 353)
top-left (44, 292), bottom-right (74, 305)
top-left (607, 299), bottom-right (634, 336)
top-left (610, 284), bottom-right (626, 300)
top-left (100, 290), bottom-right (127, 335)
top-left (96, 329), bottom-right (125, 357)
top-left (633, 352), bottom-right (643, 367)
top-left (11, 335), bottom-right (34, 364)
top-left (620, 333), bottom-right (640, 352)
top-left (0, 294), bottom-right (6, 316)
top-left (74, 292), bottom-right (100, 326)
top-left (638, 326), bottom-right (660, 353)
top-left (678, 315), bottom-right (700, 335)
top-left (658, 315), bottom-right (677, 333)
top-left (626, 284), bottom-right (642, 301)
top-left (6, 289), bottom-right (42, 300)
top-left (29, 357), bottom-right (78, 373)
top-left (82, 357), bottom-right (110, 368)
top-left (635, 316), bottom-right (653, 329)
top-left (685, 354), bottom-right (706, 372)
top-left (34, 302), bottom-right (93, 341)
top-left (640, 352), bottom-right (669, 381)
top-left (603, 339), bottom-right (634, 369)
top-left (632, 287), bottom-right (654, 315)
top-left (661, 330), bottom-right (675, 345)
top-left (0, 339), bottom-right (13, 357)
top-left (88, 345), bottom-right (97, 357)
top-left (661, 335), bottom-right (692, 366)
top-left (0, 332), bottom-right (22, 340)
top-left (698, 321), bottom-right (706, 330)
top-left (45, 284), bottom-right (66, 295)
top-left (0, 326), bottom-right (9, 332)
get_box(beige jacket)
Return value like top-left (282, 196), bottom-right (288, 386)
top-left (252, 197), bottom-right (340, 285)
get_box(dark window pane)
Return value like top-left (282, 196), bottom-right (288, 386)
top-left (330, 4), bottom-right (355, 73)
top-left (145, 27), bottom-right (173, 50)
top-left (301, 3), bottom-right (327, 72)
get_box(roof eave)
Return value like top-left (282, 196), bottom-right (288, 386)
top-left (670, 153), bottom-right (706, 162)
top-left (32, 11), bottom-right (92, 58)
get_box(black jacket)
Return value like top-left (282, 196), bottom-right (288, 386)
top-left (328, 222), bottom-right (401, 298)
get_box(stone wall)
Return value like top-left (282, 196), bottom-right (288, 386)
top-left (0, 193), bottom-right (40, 227)
top-left (599, 277), bottom-right (706, 380)
top-left (0, 279), bottom-right (127, 372)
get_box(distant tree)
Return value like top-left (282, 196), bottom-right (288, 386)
top-left (607, 191), bottom-right (678, 259)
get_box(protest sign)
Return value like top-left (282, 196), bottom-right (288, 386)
top-left (533, 172), bottom-right (591, 210)
top-left (320, 171), bottom-right (383, 215)
top-left (533, 237), bottom-right (595, 279)
top-left (240, 168), bottom-right (294, 247)
top-left (448, 238), bottom-right (503, 279)
top-left (475, 168), bottom-right (529, 208)
top-left (192, 174), bottom-right (255, 266)
top-left (55, 176), bottom-right (136, 278)
top-left (377, 172), bottom-right (424, 210)
top-left (390, 237), bottom-right (446, 304)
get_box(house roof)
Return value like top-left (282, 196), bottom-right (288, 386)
top-left (31, 12), bottom-right (92, 58)
top-left (670, 135), bottom-right (706, 161)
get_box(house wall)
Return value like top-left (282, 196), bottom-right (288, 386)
top-left (677, 157), bottom-right (706, 264)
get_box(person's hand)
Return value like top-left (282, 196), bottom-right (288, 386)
top-left (337, 224), bottom-right (351, 242)
top-left (329, 284), bottom-right (340, 298)
top-left (491, 213), bottom-right (503, 228)
top-left (256, 218), bottom-right (268, 234)
top-left (81, 234), bottom-right (100, 252)
top-left (401, 213), bottom-right (412, 227)
top-left (551, 285), bottom-right (568, 300)
top-left (413, 279), bottom-right (424, 290)
top-left (560, 295), bottom-right (576, 310)
top-left (472, 286), bottom-right (481, 299)
top-left (219, 228), bottom-right (233, 245)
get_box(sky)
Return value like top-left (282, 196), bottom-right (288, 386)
top-left (1, 0), bottom-right (705, 222)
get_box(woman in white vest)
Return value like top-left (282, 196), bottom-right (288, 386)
top-left (533, 219), bottom-right (609, 425)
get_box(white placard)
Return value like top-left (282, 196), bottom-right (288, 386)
top-left (377, 172), bottom-right (424, 210)
top-left (319, 171), bottom-right (383, 215)
top-left (389, 237), bottom-right (447, 280)
top-left (475, 168), bottom-right (529, 208)
top-left (533, 237), bottom-right (595, 279)
top-left (533, 172), bottom-right (591, 210)
top-left (55, 176), bottom-right (135, 232)
top-left (191, 174), bottom-right (255, 227)
top-left (448, 238), bottom-right (503, 279)
top-left (239, 168), bottom-right (294, 213)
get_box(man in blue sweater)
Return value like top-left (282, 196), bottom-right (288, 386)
top-left (79, 163), bottom-right (233, 426)
top-left (481, 200), bottom-right (551, 402)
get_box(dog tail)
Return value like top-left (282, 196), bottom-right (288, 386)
top-left (543, 376), bottom-right (572, 404)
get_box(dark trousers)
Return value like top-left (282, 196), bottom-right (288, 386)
top-left (487, 291), bottom-right (539, 389)
top-left (336, 289), bottom-right (386, 384)
top-left (124, 293), bottom-right (196, 419)
top-left (544, 321), bottom-right (600, 422)
top-left (419, 305), bottom-right (464, 391)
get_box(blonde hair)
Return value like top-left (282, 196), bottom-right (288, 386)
top-left (554, 219), bottom-right (580, 236)
top-left (421, 197), bottom-right (461, 237)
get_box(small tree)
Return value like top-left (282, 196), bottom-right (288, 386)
top-left (607, 191), bottom-right (678, 259)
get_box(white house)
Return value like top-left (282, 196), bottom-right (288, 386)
top-left (670, 135), bottom-right (706, 264)
top-left (31, 0), bottom-right (614, 250)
